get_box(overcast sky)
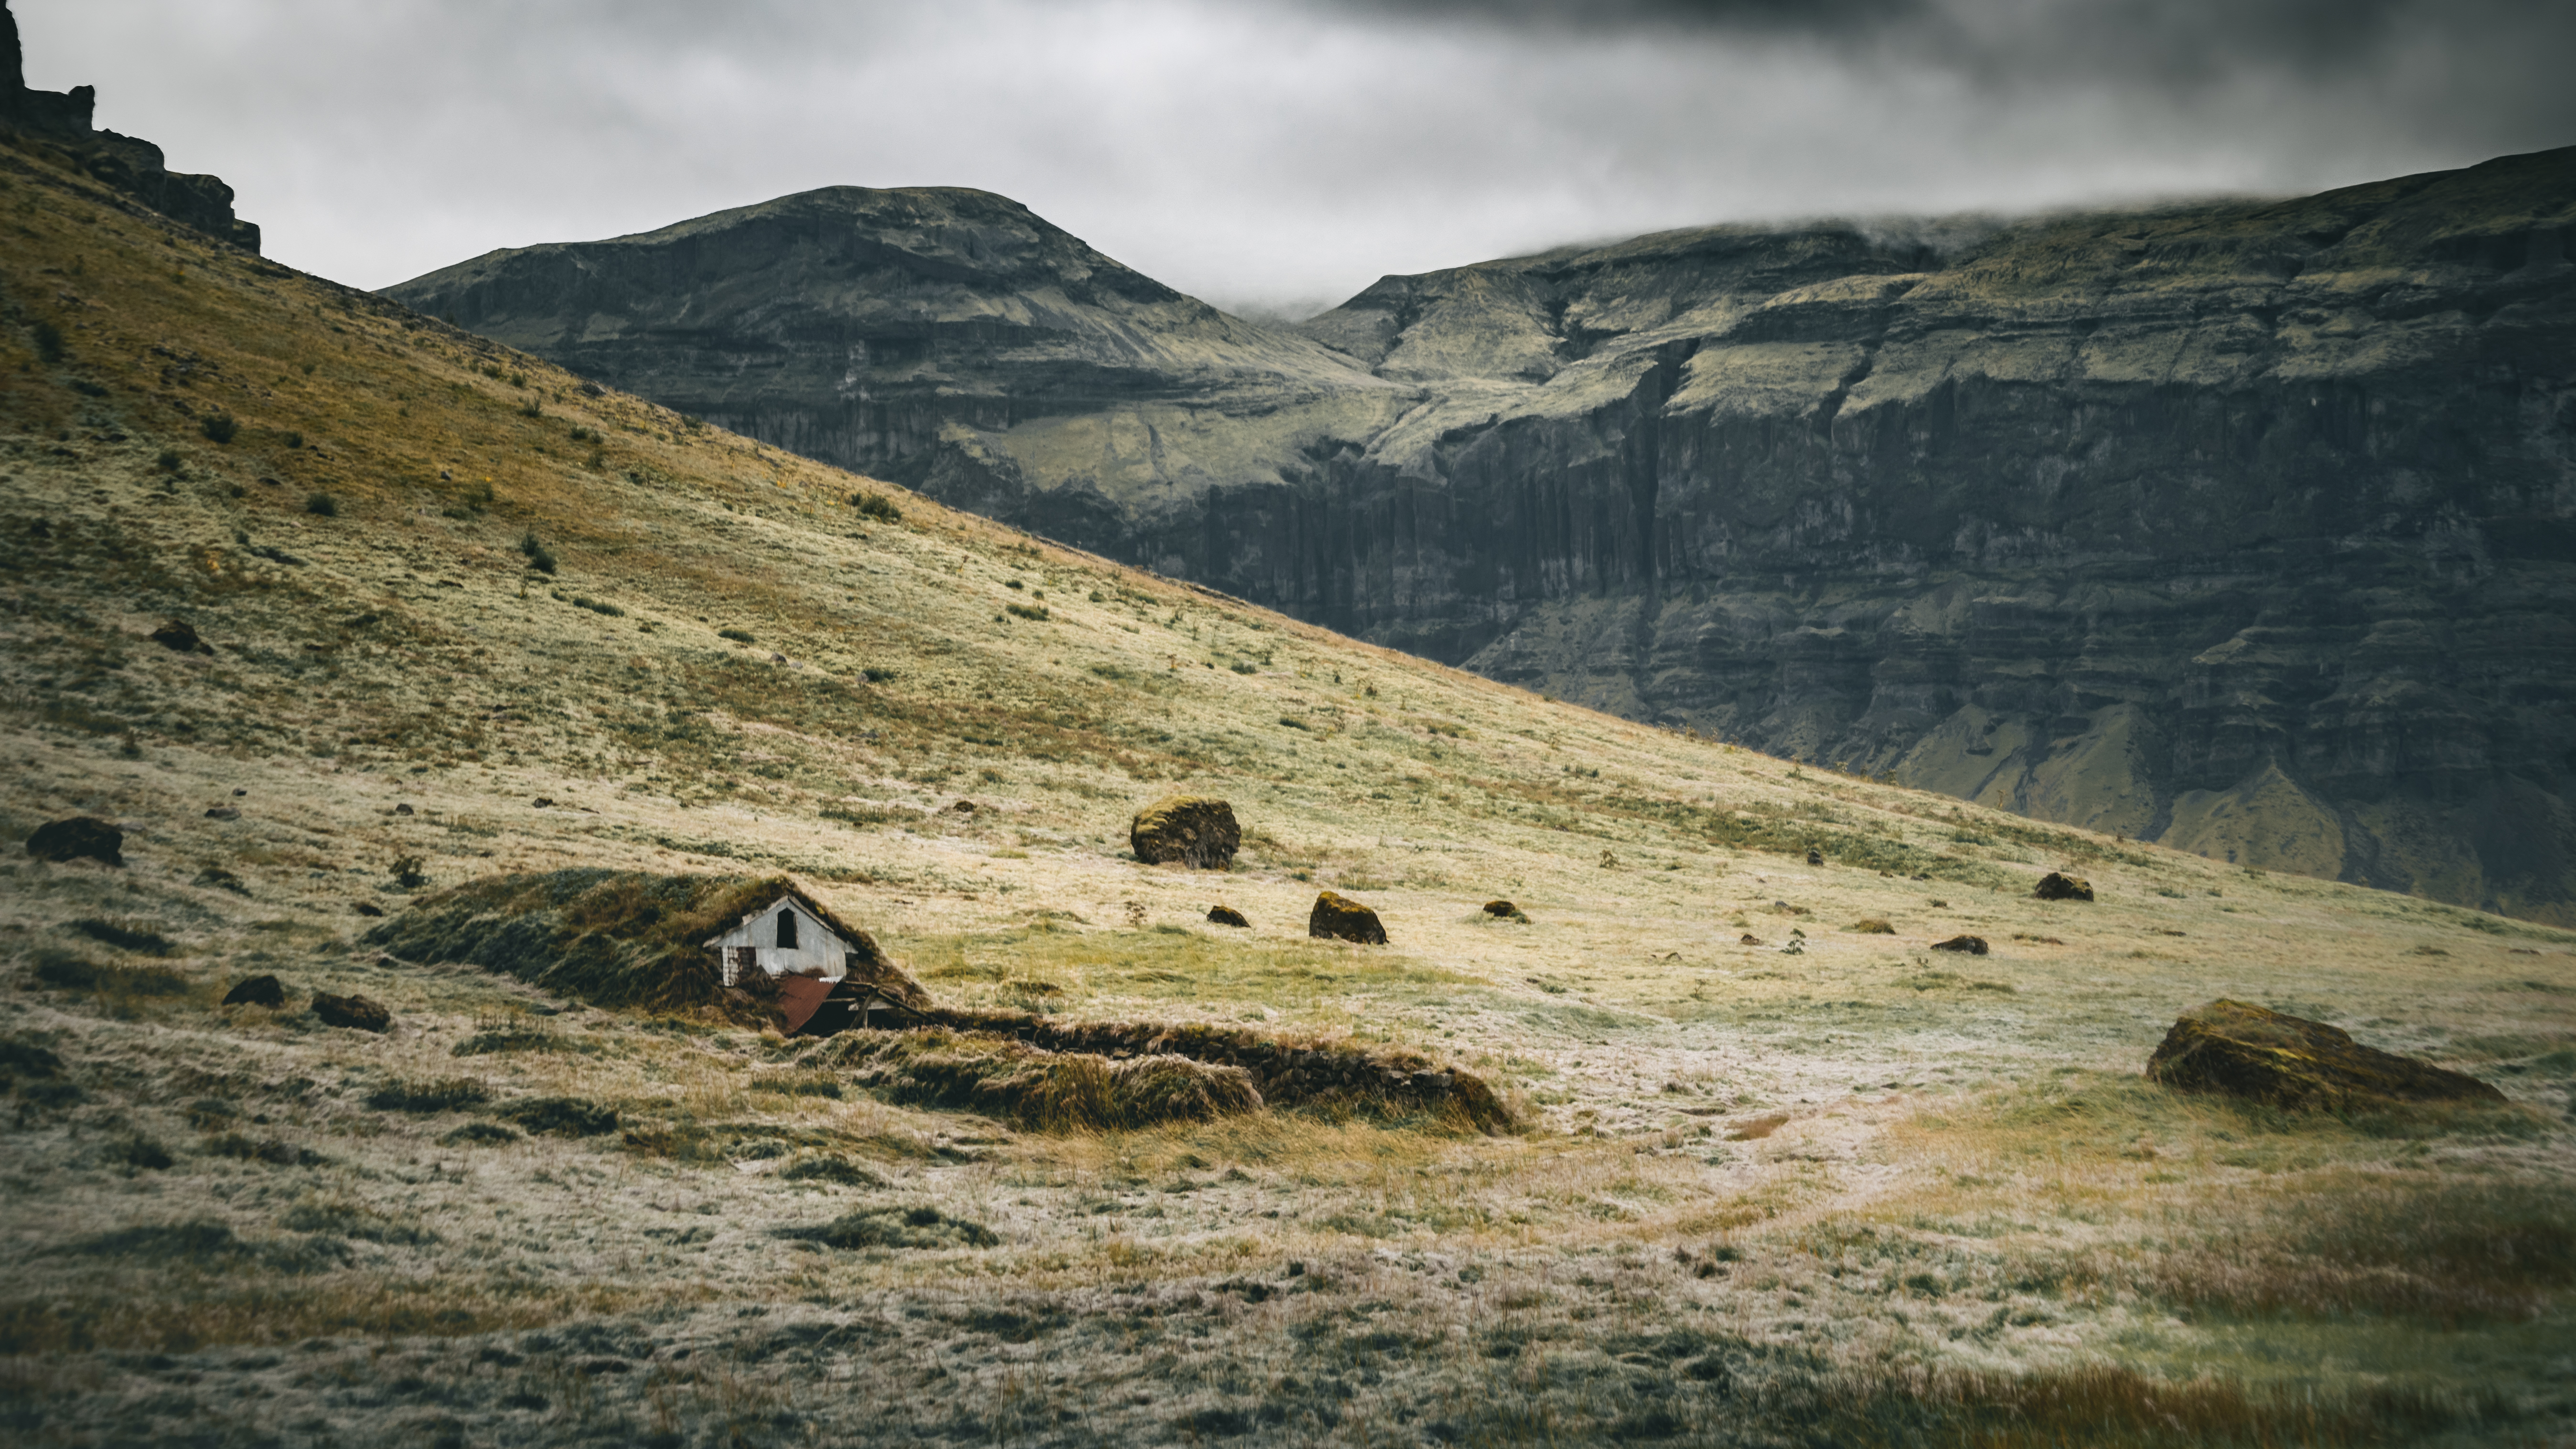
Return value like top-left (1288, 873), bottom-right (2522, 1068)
top-left (20, 0), bottom-right (2575, 318)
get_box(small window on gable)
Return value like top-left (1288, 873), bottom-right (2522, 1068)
top-left (775, 908), bottom-right (799, 949)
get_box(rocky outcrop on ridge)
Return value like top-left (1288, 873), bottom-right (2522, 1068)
top-left (386, 150), bottom-right (2576, 923)
top-left (0, 0), bottom-right (259, 250)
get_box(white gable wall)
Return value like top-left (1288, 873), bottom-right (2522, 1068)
top-left (707, 899), bottom-right (852, 984)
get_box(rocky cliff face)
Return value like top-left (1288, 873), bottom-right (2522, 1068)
top-left (0, 0), bottom-right (259, 251)
top-left (386, 150), bottom-right (2576, 923)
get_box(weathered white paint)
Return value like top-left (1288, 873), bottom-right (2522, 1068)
top-left (705, 898), bottom-right (852, 985)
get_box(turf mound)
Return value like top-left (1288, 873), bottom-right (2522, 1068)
top-left (363, 869), bottom-right (911, 1018)
top-left (818, 1030), bottom-right (1263, 1132)
top-left (806, 1013), bottom-right (1517, 1133)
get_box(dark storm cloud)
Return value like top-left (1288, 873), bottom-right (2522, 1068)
top-left (14, 0), bottom-right (2572, 316)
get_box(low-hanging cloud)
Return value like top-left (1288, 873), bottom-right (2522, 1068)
top-left (17, 0), bottom-right (2572, 317)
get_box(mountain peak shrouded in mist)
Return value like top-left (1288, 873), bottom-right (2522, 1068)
top-left (395, 144), bottom-right (2576, 924)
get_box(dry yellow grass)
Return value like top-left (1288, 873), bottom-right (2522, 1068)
top-left (1, 135), bottom-right (2572, 1445)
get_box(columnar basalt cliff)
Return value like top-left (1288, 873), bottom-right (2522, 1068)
top-left (0, 0), bottom-right (258, 250)
top-left (388, 149), bottom-right (2576, 922)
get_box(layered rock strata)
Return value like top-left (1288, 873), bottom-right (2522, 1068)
top-left (0, 0), bottom-right (258, 250)
top-left (386, 150), bottom-right (2576, 922)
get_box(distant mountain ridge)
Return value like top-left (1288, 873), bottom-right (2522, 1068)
top-left (386, 149), bottom-right (2576, 923)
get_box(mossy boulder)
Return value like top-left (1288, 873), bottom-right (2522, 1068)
top-left (2146, 999), bottom-right (2506, 1111)
top-left (1129, 796), bottom-right (1240, 869)
top-left (221, 974), bottom-right (285, 1007)
top-left (311, 991), bottom-right (390, 1033)
top-left (1309, 891), bottom-right (1386, 945)
top-left (2034, 871), bottom-right (2094, 902)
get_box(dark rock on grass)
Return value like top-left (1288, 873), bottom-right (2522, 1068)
top-left (204, 805), bottom-right (241, 820)
top-left (1483, 899), bottom-right (1529, 923)
top-left (1930, 935), bottom-right (1991, 955)
top-left (774, 1204), bottom-right (997, 1250)
top-left (311, 991), bottom-right (391, 1032)
top-left (1308, 891), bottom-right (1386, 945)
top-left (780, 1153), bottom-right (889, 1187)
top-left (441, 1122), bottom-right (523, 1146)
top-left (498, 1096), bottom-right (618, 1137)
top-left (2034, 872), bottom-right (2095, 902)
top-left (353, 901), bottom-right (385, 917)
top-left (149, 618), bottom-right (205, 653)
top-left (1806, 848), bottom-right (1824, 866)
top-left (1130, 795), bottom-right (1241, 869)
top-left (1205, 904), bottom-right (1250, 928)
top-left (194, 865), bottom-right (250, 895)
top-left (1738, 934), bottom-right (1761, 945)
top-left (26, 816), bottom-right (122, 867)
top-left (2147, 999), bottom-right (2508, 1111)
top-left (221, 974), bottom-right (286, 1008)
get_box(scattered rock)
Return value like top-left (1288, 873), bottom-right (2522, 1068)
top-left (1482, 899), bottom-right (1530, 923)
top-left (2034, 872), bottom-right (2094, 902)
top-left (1805, 848), bottom-right (1824, 866)
top-left (193, 865), bottom-right (249, 895)
top-left (1309, 891), bottom-right (1386, 945)
top-left (149, 618), bottom-right (211, 654)
top-left (311, 991), bottom-right (391, 1033)
top-left (221, 974), bottom-right (285, 1008)
top-left (1848, 918), bottom-right (1895, 934)
top-left (26, 816), bottom-right (123, 867)
top-left (204, 806), bottom-right (240, 820)
top-left (1129, 795), bottom-right (1241, 868)
top-left (1930, 935), bottom-right (1990, 955)
top-left (780, 1153), bottom-right (888, 1187)
top-left (1205, 904), bottom-right (1250, 928)
top-left (2146, 999), bottom-right (2507, 1111)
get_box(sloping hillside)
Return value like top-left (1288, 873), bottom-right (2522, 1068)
top-left (8, 134), bottom-right (2576, 1447)
top-left (390, 152), bottom-right (2576, 924)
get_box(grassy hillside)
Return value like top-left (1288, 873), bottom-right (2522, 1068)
top-left (3, 135), bottom-right (2574, 1447)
